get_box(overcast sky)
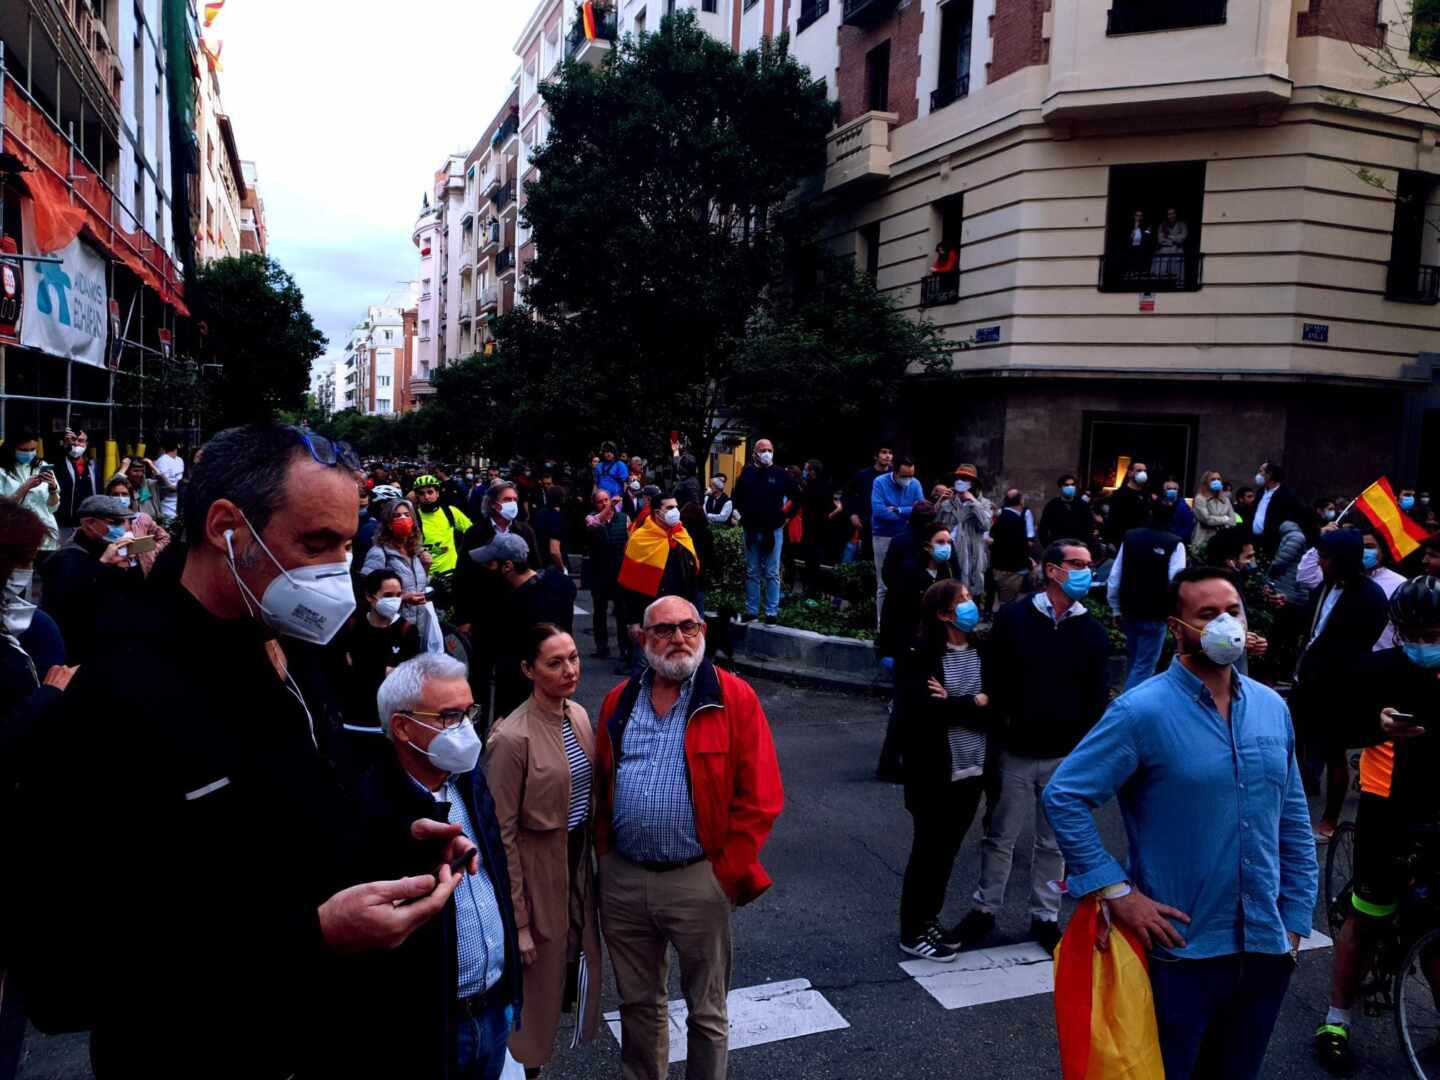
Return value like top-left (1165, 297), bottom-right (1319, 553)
top-left (215, 0), bottom-right (533, 382)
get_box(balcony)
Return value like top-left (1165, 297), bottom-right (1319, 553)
top-left (842, 0), bottom-right (898, 28)
top-left (1386, 263), bottom-right (1440, 304)
top-left (496, 248), bottom-right (517, 275)
top-left (459, 302), bottom-right (473, 324)
top-left (482, 170), bottom-right (503, 201)
top-left (1097, 252), bottom-right (1204, 293)
top-left (567, 5), bottom-right (618, 69)
top-left (493, 180), bottom-right (517, 211)
top-left (797, 0), bottom-right (830, 33)
top-left (823, 111), bottom-right (898, 194)
top-left (480, 220), bottom-right (501, 254)
top-left (479, 286), bottom-right (500, 313)
top-left (930, 74), bottom-right (970, 113)
top-left (1107, 0), bottom-right (1227, 36)
top-left (491, 113), bottom-right (520, 150)
top-left (920, 271), bottom-right (960, 308)
top-left (460, 207), bottom-right (475, 226)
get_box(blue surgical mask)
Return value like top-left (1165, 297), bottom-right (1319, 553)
top-left (1403, 642), bottom-right (1440, 670)
top-left (1165, 489), bottom-right (1179, 502)
top-left (931, 543), bottom-right (953, 565)
top-left (1209, 479), bottom-right (1223, 493)
top-left (953, 600), bottom-right (980, 632)
top-left (1362, 548), bottom-right (1380, 571)
top-left (14, 450), bottom-right (36, 466)
top-left (955, 480), bottom-right (972, 494)
top-left (1401, 496), bottom-right (1416, 512)
top-left (1061, 485), bottom-right (1077, 499)
top-left (104, 525), bottom-right (127, 543)
top-left (1058, 567), bottom-right (1092, 600)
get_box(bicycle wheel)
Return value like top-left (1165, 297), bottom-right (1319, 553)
top-left (1327, 821), bottom-right (1358, 935)
top-left (1396, 926), bottom-right (1440, 1078)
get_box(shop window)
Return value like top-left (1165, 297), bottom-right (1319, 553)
top-left (1082, 413), bottom-right (1198, 496)
top-left (1100, 162), bottom-right (1205, 293)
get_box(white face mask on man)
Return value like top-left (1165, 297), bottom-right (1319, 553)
top-left (224, 511), bottom-right (356, 645)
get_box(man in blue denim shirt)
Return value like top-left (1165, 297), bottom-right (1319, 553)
top-left (1044, 567), bottom-right (1317, 1080)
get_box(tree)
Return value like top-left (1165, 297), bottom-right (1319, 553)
top-left (191, 254), bottom-right (327, 431)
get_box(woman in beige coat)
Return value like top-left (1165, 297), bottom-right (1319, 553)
top-left (1191, 469), bottom-right (1235, 554)
top-left (487, 623), bottom-right (602, 1073)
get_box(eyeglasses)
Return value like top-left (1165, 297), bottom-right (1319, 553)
top-left (403, 705), bottom-right (481, 729)
top-left (645, 620), bottom-right (704, 640)
top-left (296, 429), bottom-right (362, 473)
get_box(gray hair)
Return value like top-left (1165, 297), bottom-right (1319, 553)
top-left (479, 479), bottom-right (517, 520)
top-left (376, 653), bottom-right (468, 738)
top-left (642, 595), bottom-right (702, 627)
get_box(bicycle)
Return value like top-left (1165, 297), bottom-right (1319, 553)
top-left (1324, 821), bottom-right (1440, 1078)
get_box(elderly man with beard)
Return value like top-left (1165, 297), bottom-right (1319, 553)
top-left (594, 595), bottom-right (784, 1080)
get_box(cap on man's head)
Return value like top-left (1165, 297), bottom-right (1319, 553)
top-left (78, 495), bottom-right (136, 520)
top-left (469, 532), bottom-right (530, 565)
top-left (955, 464), bottom-right (979, 481)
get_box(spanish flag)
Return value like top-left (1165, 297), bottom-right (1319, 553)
top-left (582, 1), bottom-right (598, 41)
top-left (203, 0), bottom-right (225, 28)
top-left (618, 514), bottom-right (698, 598)
top-left (1355, 477), bottom-right (1429, 562)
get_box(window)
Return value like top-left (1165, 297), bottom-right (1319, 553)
top-left (932, 1), bottom-right (973, 112)
top-left (1082, 413), bottom-right (1198, 497)
top-left (921, 194), bottom-right (963, 307)
top-left (860, 222), bottom-right (881, 282)
top-left (1107, 0), bottom-right (1226, 36)
top-left (1099, 162), bottom-right (1206, 293)
top-left (1414, 11), bottom-right (1440, 60)
top-left (379, 375), bottom-right (392, 387)
top-left (635, 9), bottom-right (647, 34)
top-left (866, 42), bottom-right (891, 113)
top-left (522, 61), bottom-right (537, 100)
top-left (377, 399), bottom-right (392, 414)
top-left (702, 0), bottom-right (718, 11)
top-left (1385, 171), bottom-right (1440, 303)
top-left (797, 0), bottom-right (828, 33)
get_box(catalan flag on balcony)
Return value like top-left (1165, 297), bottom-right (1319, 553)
top-left (203, 1), bottom-right (225, 28)
top-left (1354, 477), bottom-right (1430, 561)
top-left (582, 1), bottom-right (598, 41)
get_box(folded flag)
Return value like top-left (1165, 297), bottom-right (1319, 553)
top-left (582, 1), bottom-right (598, 41)
top-left (618, 515), bottom-right (698, 598)
top-left (1354, 477), bottom-right (1429, 562)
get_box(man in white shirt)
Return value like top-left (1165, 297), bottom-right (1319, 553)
top-left (154, 436), bottom-right (186, 522)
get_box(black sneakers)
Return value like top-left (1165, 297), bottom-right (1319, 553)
top-left (942, 909), bottom-right (996, 951)
top-left (1314, 1023), bottom-right (1353, 1076)
top-left (1031, 918), bottom-right (1062, 955)
top-left (900, 921), bottom-right (959, 962)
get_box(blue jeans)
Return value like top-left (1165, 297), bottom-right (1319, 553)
top-left (744, 528), bottom-right (783, 617)
top-left (1148, 952), bottom-right (1292, 1080)
top-left (455, 1001), bottom-right (511, 1080)
top-left (1121, 616), bottom-right (1167, 692)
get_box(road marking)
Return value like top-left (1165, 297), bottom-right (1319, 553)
top-left (574, 604), bottom-right (590, 616)
top-left (603, 978), bottom-right (848, 1063)
top-left (900, 930), bottom-right (1333, 1011)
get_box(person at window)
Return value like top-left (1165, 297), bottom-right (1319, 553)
top-left (931, 243), bottom-right (958, 275)
top-left (1153, 207), bottom-right (1189, 285)
top-left (1126, 210), bottom-right (1153, 280)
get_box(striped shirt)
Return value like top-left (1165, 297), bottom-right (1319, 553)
top-left (612, 673), bottom-right (703, 863)
top-left (564, 712), bottom-right (592, 831)
top-left (941, 645), bottom-right (987, 781)
top-left (443, 779), bottom-right (507, 998)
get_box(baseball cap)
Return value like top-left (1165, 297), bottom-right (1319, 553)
top-left (469, 532), bottom-right (530, 565)
top-left (77, 495), bottom-right (136, 520)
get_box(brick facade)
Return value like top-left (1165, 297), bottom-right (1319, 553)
top-left (987, 0), bottom-right (1049, 84)
top-left (1296, 0), bottom-right (1384, 48)
top-left (837, 1), bottom-right (924, 125)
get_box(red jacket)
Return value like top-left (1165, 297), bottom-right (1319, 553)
top-left (595, 660), bottom-right (783, 906)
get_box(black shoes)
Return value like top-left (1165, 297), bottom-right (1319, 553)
top-left (1031, 918), bottom-right (1062, 955)
top-left (763, 615), bottom-right (778, 625)
top-left (943, 910), bottom-right (996, 951)
top-left (1314, 1023), bottom-right (1353, 1076)
top-left (900, 921), bottom-right (959, 962)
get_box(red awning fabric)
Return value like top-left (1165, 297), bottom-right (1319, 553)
top-left (3, 80), bottom-right (190, 317)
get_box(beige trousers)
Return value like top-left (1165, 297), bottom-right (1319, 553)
top-left (600, 853), bottom-right (733, 1080)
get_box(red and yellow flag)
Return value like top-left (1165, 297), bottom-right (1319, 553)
top-left (1355, 477), bottom-right (1429, 562)
top-left (582, 1), bottom-right (598, 41)
top-left (203, 1), bottom-right (225, 28)
top-left (617, 515), bottom-right (698, 598)
top-left (201, 38), bottom-right (223, 72)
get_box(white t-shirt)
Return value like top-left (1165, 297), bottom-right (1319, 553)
top-left (155, 453), bottom-right (185, 519)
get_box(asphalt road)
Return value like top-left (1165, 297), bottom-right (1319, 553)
top-left (14, 600), bottom-right (1418, 1079)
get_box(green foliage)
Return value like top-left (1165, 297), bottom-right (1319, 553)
top-left (709, 524), bottom-right (749, 597)
top-left (192, 255), bottom-right (327, 431)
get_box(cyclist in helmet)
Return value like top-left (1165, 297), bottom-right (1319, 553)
top-left (412, 473), bottom-right (472, 583)
top-left (1316, 574), bottom-right (1440, 1075)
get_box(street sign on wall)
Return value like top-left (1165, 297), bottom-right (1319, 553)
top-left (1302, 322), bottom-right (1330, 343)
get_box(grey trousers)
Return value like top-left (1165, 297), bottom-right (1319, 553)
top-left (974, 751), bottom-right (1065, 922)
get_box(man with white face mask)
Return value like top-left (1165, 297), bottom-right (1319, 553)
top-left (15, 424), bottom-right (478, 1079)
top-left (1045, 568), bottom-right (1317, 1080)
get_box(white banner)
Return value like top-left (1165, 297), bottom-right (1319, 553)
top-left (20, 226), bottom-right (109, 368)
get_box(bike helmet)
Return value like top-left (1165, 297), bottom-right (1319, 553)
top-left (414, 474), bottom-right (441, 490)
top-left (1389, 574), bottom-right (1440, 629)
top-left (370, 483), bottom-right (403, 503)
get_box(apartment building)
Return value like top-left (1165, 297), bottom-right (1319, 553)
top-left (463, 90), bottom-right (522, 359)
top-left (239, 159), bottom-right (267, 254)
top-left (615, 0), bottom-right (785, 49)
top-left (316, 361), bottom-right (338, 418)
top-left (193, 47), bottom-right (245, 262)
top-left (341, 285), bottom-right (418, 417)
top-left (802, 0), bottom-right (1440, 497)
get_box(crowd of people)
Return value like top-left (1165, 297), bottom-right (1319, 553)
top-left (1, 419), bottom-right (1438, 1080)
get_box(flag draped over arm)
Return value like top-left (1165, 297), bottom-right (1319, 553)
top-left (617, 517), bottom-right (698, 598)
top-left (1355, 477), bottom-right (1429, 562)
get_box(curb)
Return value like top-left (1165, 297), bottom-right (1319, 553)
top-left (723, 653), bottom-right (892, 697)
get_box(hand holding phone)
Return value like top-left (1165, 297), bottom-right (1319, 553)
top-left (1381, 708), bottom-right (1426, 739)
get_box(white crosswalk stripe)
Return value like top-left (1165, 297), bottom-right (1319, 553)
top-left (603, 978), bottom-right (849, 1063)
top-left (574, 604), bottom-right (589, 616)
top-left (900, 930), bottom-right (1333, 1011)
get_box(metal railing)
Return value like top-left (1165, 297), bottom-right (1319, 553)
top-left (798, 0), bottom-right (830, 33)
top-left (567, 5), bottom-right (618, 56)
top-left (1107, 0), bottom-right (1226, 35)
top-left (496, 248), bottom-right (517, 274)
top-left (1098, 251), bottom-right (1204, 292)
top-left (920, 271), bottom-right (960, 308)
top-left (930, 74), bottom-right (970, 113)
top-left (1386, 262), bottom-right (1440, 303)
top-left (842, 0), bottom-right (899, 27)
top-left (493, 180), bottom-right (517, 211)
top-left (479, 285), bottom-right (500, 311)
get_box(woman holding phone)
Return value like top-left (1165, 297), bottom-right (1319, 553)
top-left (486, 624), bottom-right (601, 1073)
top-left (0, 430), bottom-right (61, 558)
top-left (106, 477), bottom-right (170, 576)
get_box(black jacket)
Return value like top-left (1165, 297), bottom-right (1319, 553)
top-left (878, 556), bottom-right (953, 659)
top-left (990, 508), bottom-right (1030, 572)
top-left (982, 596), bottom-right (1110, 759)
top-left (585, 511), bottom-right (630, 590)
top-left (54, 456), bottom-right (99, 527)
top-left (38, 533), bottom-right (145, 664)
top-left (1294, 575), bottom-right (1389, 699)
top-left (1337, 647), bottom-right (1440, 814)
top-left (494, 569), bottom-right (578, 718)
top-left (453, 517), bottom-right (540, 632)
top-left (344, 753), bottom-right (523, 1080)
top-left (733, 464), bottom-right (799, 534)
top-left (1256, 484), bottom-right (1306, 556)
top-left (896, 642), bottom-right (999, 802)
top-left (14, 581), bottom-right (417, 1076)
top-left (621, 539), bottom-right (698, 627)
top-left (1039, 496), bottom-right (1095, 548)
top-left (1104, 485), bottom-right (1152, 545)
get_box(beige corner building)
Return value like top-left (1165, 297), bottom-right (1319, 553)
top-left (802, 0), bottom-right (1440, 499)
